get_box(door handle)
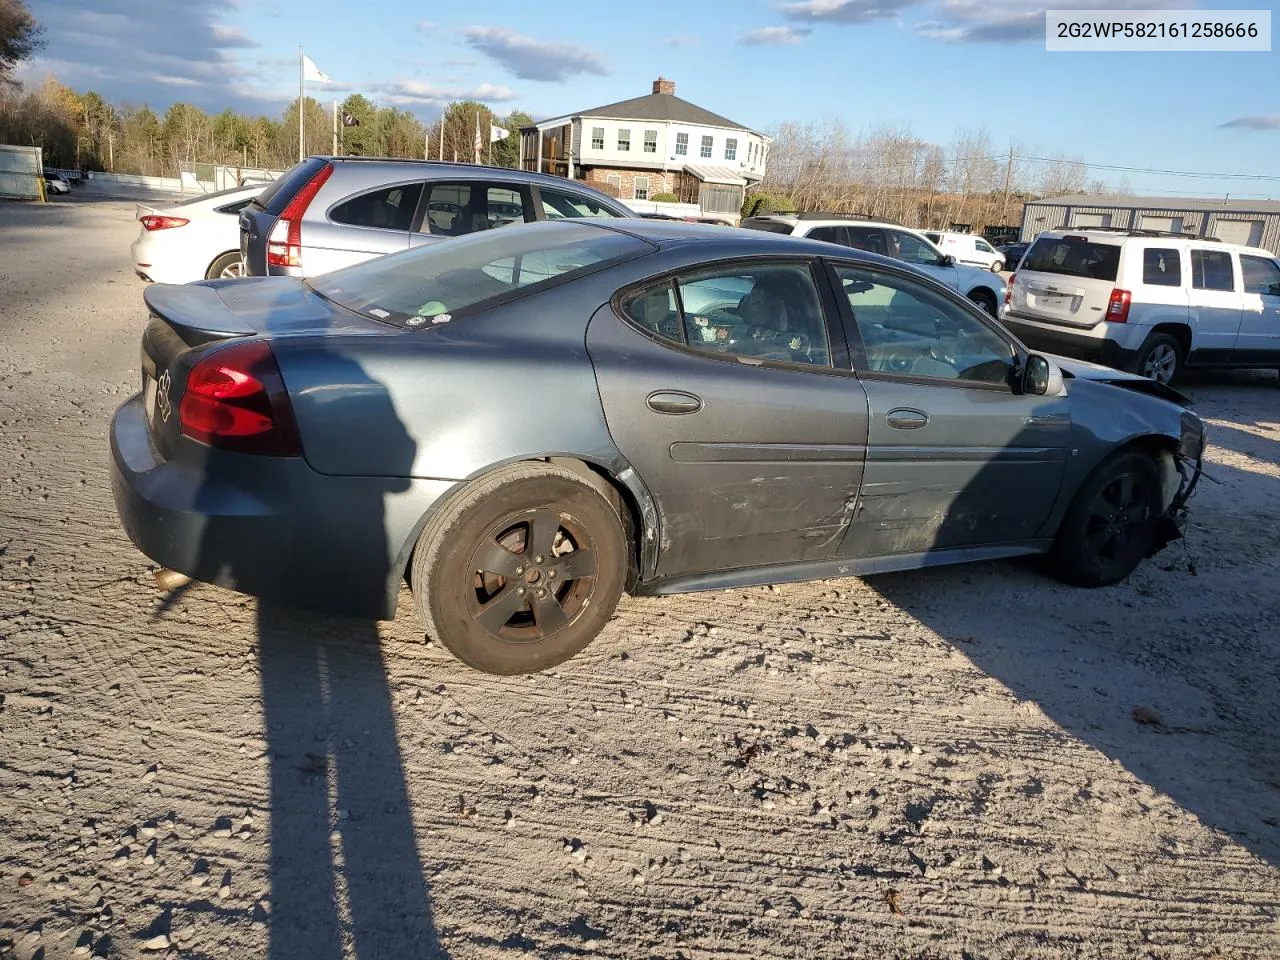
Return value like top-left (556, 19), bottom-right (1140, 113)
top-left (646, 390), bottom-right (702, 415)
top-left (886, 407), bottom-right (929, 430)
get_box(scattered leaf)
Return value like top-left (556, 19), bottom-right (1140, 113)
top-left (884, 888), bottom-right (904, 916)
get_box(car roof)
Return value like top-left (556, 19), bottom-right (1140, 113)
top-left (595, 218), bottom-right (910, 270)
top-left (319, 156), bottom-right (614, 193)
top-left (1035, 228), bottom-right (1274, 257)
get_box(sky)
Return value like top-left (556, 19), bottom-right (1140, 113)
top-left (19, 0), bottom-right (1280, 198)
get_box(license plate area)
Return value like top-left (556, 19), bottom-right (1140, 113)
top-left (143, 374), bottom-right (157, 427)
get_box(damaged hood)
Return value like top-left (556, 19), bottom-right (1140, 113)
top-left (1046, 354), bottom-right (1192, 407)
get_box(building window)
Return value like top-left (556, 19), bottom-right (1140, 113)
top-left (617, 128), bottom-right (630, 151)
top-left (643, 129), bottom-right (657, 154)
top-left (634, 176), bottom-right (650, 201)
top-left (725, 138), bottom-right (737, 161)
top-left (590, 127), bottom-right (604, 150)
top-left (675, 132), bottom-right (688, 156)
top-left (700, 135), bottom-right (713, 159)
top-left (604, 173), bottom-right (623, 197)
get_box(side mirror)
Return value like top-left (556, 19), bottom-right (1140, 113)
top-left (1022, 354), bottom-right (1062, 396)
top-left (939, 254), bottom-right (956, 267)
top-left (1268, 281), bottom-right (1280, 297)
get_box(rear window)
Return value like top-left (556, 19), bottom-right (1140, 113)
top-left (1142, 248), bottom-right (1181, 287)
top-left (1022, 236), bottom-right (1120, 281)
top-left (309, 221), bottom-right (654, 327)
top-left (252, 157), bottom-right (329, 216)
top-left (740, 219), bottom-right (795, 235)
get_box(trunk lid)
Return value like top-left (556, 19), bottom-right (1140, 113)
top-left (1008, 235), bottom-right (1122, 329)
top-left (139, 278), bottom-right (396, 459)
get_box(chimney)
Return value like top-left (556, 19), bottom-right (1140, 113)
top-left (652, 76), bottom-right (675, 96)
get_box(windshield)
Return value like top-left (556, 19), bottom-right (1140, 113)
top-left (1022, 236), bottom-right (1121, 281)
top-left (310, 221), bottom-right (654, 327)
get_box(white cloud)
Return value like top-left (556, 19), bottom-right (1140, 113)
top-left (1219, 115), bottom-right (1280, 131)
top-left (741, 25), bottom-right (813, 44)
top-left (462, 26), bottom-right (609, 82)
top-left (663, 34), bottom-right (699, 47)
top-left (375, 79), bottom-right (518, 108)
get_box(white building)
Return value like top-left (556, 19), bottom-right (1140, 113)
top-left (520, 77), bottom-right (769, 220)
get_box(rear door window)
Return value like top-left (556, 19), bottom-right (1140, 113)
top-left (420, 182), bottom-right (530, 237)
top-left (1191, 249), bottom-right (1235, 291)
top-left (845, 227), bottom-right (889, 256)
top-left (1142, 248), bottom-right (1181, 287)
top-left (1022, 236), bottom-right (1121, 281)
top-left (889, 230), bottom-right (940, 266)
top-left (329, 183), bottom-right (423, 230)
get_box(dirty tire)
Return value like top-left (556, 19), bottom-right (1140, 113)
top-left (1050, 449), bottom-right (1163, 588)
top-left (205, 250), bottom-right (244, 280)
top-left (967, 288), bottom-right (997, 316)
top-left (1133, 332), bottom-right (1183, 385)
top-left (410, 463), bottom-right (627, 675)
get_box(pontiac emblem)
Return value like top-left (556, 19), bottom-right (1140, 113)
top-left (156, 370), bottom-right (172, 422)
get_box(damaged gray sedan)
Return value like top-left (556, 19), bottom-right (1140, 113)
top-left (110, 219), bottom-right (1205, 674)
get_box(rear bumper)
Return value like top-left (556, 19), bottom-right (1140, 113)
top-left (1002, 313), bottom-right (1138, 371)
top-left (110, 394), bottom-right (455, 619)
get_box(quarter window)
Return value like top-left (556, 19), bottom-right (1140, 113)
top-left (700, 135), bottom-right (713, 159)
top-left (1191, 249), bottom-right (1235, 292)
top-left (675, 132), bottom-right (688, 156)
top-left (1142, 248), bottom-right (1181, 287)
top-left (806, 226), bottom-right (847, 245)
top-left (617, 128), bottom-right (631, 151)
top-left (834, 265), bottom-right (1013, 385)
top-left (590, 127), bottom-right (604, 150)
top-left (643, 129), bottom-right (657, 153)
top-left (1240, 254), bottom-right (1280, 295)
top-left (330, 183), bottom-right (423, 231)
top-left (725, 138), bottom-right (738, 161)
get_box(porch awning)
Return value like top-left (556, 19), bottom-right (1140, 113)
top-left (682, 164), bottom-right (747, 186)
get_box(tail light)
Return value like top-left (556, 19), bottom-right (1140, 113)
top-left (140, 215), bottom-right (189, 231)
top-left (1105, 288), bottom-right (1132, 323)
top-left (1004, 273), bottom-right (1014, 307)
top-left (266, 162), bottom-right (334, 269)
top-left (179, 340), bottom-right (301, 456)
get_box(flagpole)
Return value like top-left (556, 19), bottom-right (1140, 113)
top-left (332, 99), bottom-right (338, 156)
top-left (438, 116), bottom-right (444, 161)
top-left (474, 112), bottom-right (480, 165)
top-left (297, 45), bottom-right (304, 162)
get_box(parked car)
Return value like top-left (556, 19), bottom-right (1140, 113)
top-left (131, 184), bottom-right (264, 284)
top-left (741, 213), bottom-right (1006, 316)
top-left (44, 173), bottom-right (70, 195)
top-left (1001, 228), bottom-right (1280, 384)
top-left (924, 231), bottom-right (1005, 272)
top-left (111, 219), bottom-right (1205, 674)
top-left (997, 241), bottom-right (1031, 270)
top-left (238, 157), bottom-right (633, 278)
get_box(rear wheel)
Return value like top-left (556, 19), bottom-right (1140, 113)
top-left (1133, 332), bottom-right (1182, 384)
top-left (206, 251), bottom-right (244, 280)
top-left (967, 288), bottom-right (997, 316)
top-left (1050, 450), bottom-right (1163, 587)
top-left (410, 463), bottom-right (628, 675)
top-left (990, 260), bottom-right (1003, 273)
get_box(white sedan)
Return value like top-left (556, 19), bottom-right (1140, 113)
top-left (131, 184), bottom-right (264, 284)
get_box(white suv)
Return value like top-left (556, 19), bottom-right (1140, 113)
top-left (1001, 229), bottom-right (1280, 384)
top-left (741, 214), bottom-right (1007, 316)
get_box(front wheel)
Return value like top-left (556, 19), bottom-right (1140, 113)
top-left (1050, 450), bottom-right (1163, 587)
top-left (990, 260), bottom-right (1004, 273)
top-left (410, 463), bottom-right (628, 675)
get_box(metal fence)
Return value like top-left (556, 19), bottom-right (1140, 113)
top-left (0, 144), bottom-right (43, 200)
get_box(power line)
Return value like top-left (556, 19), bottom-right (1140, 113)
top-left (1011, 154), bottom-right (1280, 182)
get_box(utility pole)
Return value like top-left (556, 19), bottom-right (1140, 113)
top-left (1001, 146), bottom-right (1014, 226)
top-left (332, 100), bottom-right (338, 156)
top-left (297, 46), bottom-right (304, 163)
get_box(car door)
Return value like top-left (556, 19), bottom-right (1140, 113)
top-left (408, 181), bottom-right (535, 249)
top-left (1234, 253), bottom-right (1280, 364)
top-left (827, 260), bottom-right (1071, 558)
top-left (888, 229), bottom-right (959, 290)
top-left (1187, 248), bottom-right (1245, 363)
top-left (304, 181), bottom-right (423, 274)
top-left (586, 259), bottom-right (870, 579)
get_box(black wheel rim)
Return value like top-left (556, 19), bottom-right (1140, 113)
top-left (466, 509), bottom-right (597, 643)
top-left (1084, 472), bottom-right (1151, 564)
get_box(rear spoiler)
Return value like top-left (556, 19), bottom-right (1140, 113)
top-left (135, 203), bottom-right (161, 221)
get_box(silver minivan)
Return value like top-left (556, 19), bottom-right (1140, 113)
top-left (240, 157), bottom-right (633, 278)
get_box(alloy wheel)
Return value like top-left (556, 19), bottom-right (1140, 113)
top-left (1084, 472), bottom-right (1151, 564)
top-left (1142, 343), bottom-right (1178, 383)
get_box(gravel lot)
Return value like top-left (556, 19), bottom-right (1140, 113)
top-left (1, 197), bottom-right (1278, 960)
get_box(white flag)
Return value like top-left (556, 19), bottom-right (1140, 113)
top-left (303, 55), bottom-right (331, 83)
top-left (490, 125), bottom-right (509, 143)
